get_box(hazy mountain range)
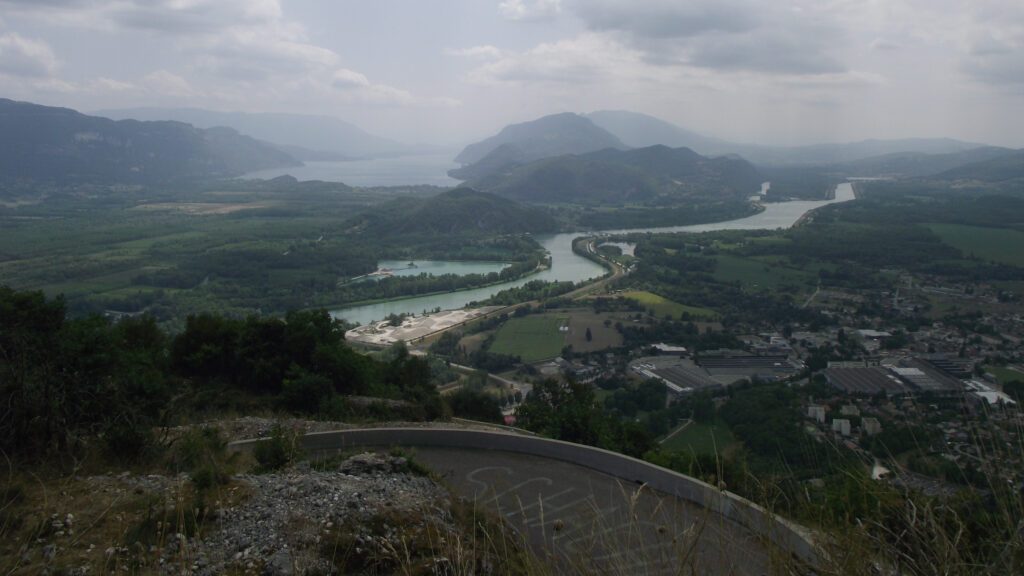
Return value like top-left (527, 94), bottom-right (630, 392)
top-left (458, 110), bottom-right (1001, 170)
top-left (0, 99), bottom-right (298, 185)
top-left (93, 107), bottom-right (414, 160)
top-left (3, 98), bottom-right (1021, 189)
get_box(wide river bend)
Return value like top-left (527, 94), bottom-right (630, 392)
top-left (333, 183), bottom-right (856, 325)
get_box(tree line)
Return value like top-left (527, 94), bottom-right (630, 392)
top-left (0, 286), bottom-right (450, 464)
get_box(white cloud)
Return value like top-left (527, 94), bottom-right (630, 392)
top-left (445, 45), bottom-right (504, 60)
top-left (499, 0), bottom-right (562, 21)
top-left (0, 32), bottom-right (59, 77)
top-left (466, 33), bottom-right (637, 85)
top-left (0, 0), bottom-right (458, 111)
top-left (332, 68), bottom-right (371, 89)
top-left (142, 69), bottom-right (193, 96)
top-left (91, 76), bottom-right (136, 92)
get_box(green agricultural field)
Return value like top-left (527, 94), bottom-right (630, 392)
top-left (713, 254), bottom-right (814, 291)
top-left (561, 310), bottom-right (623, 351)
top-left (985, 365), bottom-right (1024, 384)
top-left (660, 419), bottom-right (736, 454)
top-left (927, 223), bottom-right (1024, 267)
top-left (622, 291), bottom-right (718, 320)
top-left (489, 315), bottom-right (568, 362)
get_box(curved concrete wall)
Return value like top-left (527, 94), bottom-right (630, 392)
top-left (237, 427), bottom-right (817, 564)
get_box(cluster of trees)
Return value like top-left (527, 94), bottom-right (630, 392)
top-left (0, 286), bottom-right (443, 464)
top-left (515, 379), bottom-right (654, 458)
top-left (471, 279), bottom-right (578, 307)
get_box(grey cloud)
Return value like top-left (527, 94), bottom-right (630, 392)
top-left (0, 0), bottom-right (91, 7)
top-left (569, 0), bottom-right (847, 76)
top-left (0, 33), bottom-right (59, 77)
top-left (110, 1), bottom-right (275, 35)
top-left (963, 53), bottom-right (1024, 85)
top-left (962, 33), bottom-right (1024, 85)
top-left (689, 34), bottom-right (847, 75)
top-left (572, 0), bottom-right (756, 38)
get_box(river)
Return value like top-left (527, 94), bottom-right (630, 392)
top-left (332, 183), bottom-right (856, 325)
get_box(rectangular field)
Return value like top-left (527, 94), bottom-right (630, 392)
top-left (660, 419), bottom-right (736, 454)
top-left (985, 365), bottom-right (1024, 385)
top-left (488, 315), bottom-right (568, 363)
top-left (927, 224), bottom-right (1024, 267)
top-left (621, 291), bottom-right (718, 320)
top-left (713, 254), bottom-right (814, 291)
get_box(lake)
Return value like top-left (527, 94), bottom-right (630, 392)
top-left (244, 153), bottom-right (463, 187)
top-left (333, 182), bottom-right (856, 325)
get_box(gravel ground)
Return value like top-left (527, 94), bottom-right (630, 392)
top-left (11, 453), bottom-right (465, 576)
top-left (161, 453), bottom-right (452, 575)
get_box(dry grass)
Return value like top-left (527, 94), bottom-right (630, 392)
top-left (0, 463), bottom-right (249, 576)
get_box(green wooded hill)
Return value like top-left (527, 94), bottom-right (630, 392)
top-left (0, 98), bottom-right (299, 185)
top-left (452, 112), bottom-right (626, 168)
top-left (833, 146), bottom-right (1016, 178)
top-left (933, 150), bottom-right (1024, 182)
top-left (467, 145), bottom-right (763, 205)
top-left (341, 187), bottom-right (559, 237)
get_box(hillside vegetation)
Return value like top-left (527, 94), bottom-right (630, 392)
top-left (341, 187), bottom-right (559, 236)
top-left (468, 145), bottom-right (762, 206)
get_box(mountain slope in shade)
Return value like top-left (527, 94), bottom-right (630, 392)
top-left (453, 112), bottom-right (626, 166)
top-left (931, 150), bottom-right (1024, 182)
top-left (94, 107), bottom-right (409, 159)
top-left (469, 145), bottom-right (762, 205)
top-left (0, 99), bottom-right (299, 185)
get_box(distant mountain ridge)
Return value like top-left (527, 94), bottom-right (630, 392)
top-left (93, 107), bottom-right (412, 160)
top-left (585, 110), bottom-right (990, 166)
top-left (453, 112), bottom-right (626, 167)
top-left (586, 110), bottom-right (733, 154)
top-left (833, 146), bottom-right (1017, 178)
top-left (0, 98), bottom-right (298, 185)
top-left (456, 110), bottom-right (995, 183)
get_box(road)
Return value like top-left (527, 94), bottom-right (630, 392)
top-left (408, 447), bottom-right (774, 576)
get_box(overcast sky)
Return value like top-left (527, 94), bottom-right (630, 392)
top-left (2, 0), bottom-right (1022, 147)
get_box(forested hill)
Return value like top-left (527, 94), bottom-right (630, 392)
top-left (0, 98), bottom-right (299, 186)
top-left (933, 150), bottom-right (1024, 182)
top-left (583, 145), bottom-right (763, 194)
top-left (341, 187), bottom-right (559, 237)
top-left (466, 145), bottom-right (763, 205)
top-left (452, 112), bottom-right (626, 167)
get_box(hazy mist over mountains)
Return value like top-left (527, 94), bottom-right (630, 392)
top-left (93, 108), bottom-right (417, 160)
top-left (4, 1), bottom-right (1024, 149)
top-left (3, 97), bottom-right (1020, 187)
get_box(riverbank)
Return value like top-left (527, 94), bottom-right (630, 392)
top-left (327, 261), bottom-right (551, 319)
top-left (345, 306), bottom-right (504, 346)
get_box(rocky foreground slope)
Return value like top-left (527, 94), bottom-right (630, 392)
top-left (6, 421), bottom-right (528, 576)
